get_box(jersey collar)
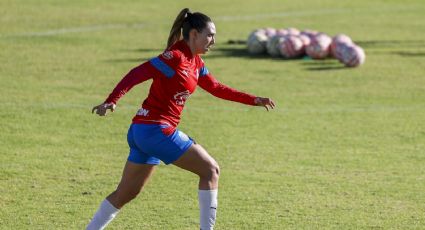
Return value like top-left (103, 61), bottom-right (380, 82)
top-left (172, 40), bottom-right (195, 60)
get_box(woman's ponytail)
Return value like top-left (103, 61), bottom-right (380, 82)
top-left (166, 8), bottom-right (191, 49)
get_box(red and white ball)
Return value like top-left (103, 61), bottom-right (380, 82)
top-left (275, 29), bottom-right (289, 37)
top-left (305, 33), bottom-right (332, 59)
top-left (285, 27), bottom-right (300, 36)
top-left (279, 35), bottom-right (304, 58)
top-left (330, 34), bottom-right (353, 58)
top-left (264, 27), bottom-right (277, 39)
top-left (298, 34), bottom-right (311, 47)
top-left (300, 29), bottom-right (319, 39)
top-left (336, 43), bottom-right (366, 67)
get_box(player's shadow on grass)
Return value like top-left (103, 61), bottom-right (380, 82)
top-left (355, 40), bottom-right (425, 48)
top-left (304, 66), bottom-right (347, 71)
top-left (391, 51), bottom-right (425, 57)
top-left (301, 60), bottom-right (347, 71)
top-left (106, 39), bottom-right (425, 63)
top-left (356, 40), bottom-right (425, 57)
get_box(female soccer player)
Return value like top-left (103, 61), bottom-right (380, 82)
top-left (87, 8), bottom-right (275, 230)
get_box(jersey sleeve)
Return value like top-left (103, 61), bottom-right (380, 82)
top-left (104, 61), bottom-right (153, 105)
top-left (149, 50), bottom-right (183, 77)
top-left (197, 64), bottom-right (257, 106)
top-left (104, 50), bottom-right (182, 105)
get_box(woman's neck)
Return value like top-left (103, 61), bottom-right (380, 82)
top-left (185, 40), bottom-right (197, 57)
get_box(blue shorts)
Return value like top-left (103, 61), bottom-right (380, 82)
top-left (127, 123), bottom-right (194, 165)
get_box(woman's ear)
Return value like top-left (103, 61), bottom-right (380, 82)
top-left (189, 28), bottom-right (198, 40)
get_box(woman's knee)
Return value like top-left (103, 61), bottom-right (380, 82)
top-left (173, 143), bottom-right (220, 181)
top-left (201, 161), bottom-right (220, 181)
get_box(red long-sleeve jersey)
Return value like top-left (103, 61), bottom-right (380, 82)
top-left (104, 40), bottom-right (257, 128)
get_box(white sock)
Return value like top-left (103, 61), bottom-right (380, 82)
top-left (86, 199), bottom-right (120, 230)
top-left (198, 189), bottom-right (218, 230)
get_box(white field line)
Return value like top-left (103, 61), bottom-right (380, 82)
top-left (4, 22), bottom-right (140, 38)
top-left (2, 23), bottom-right (147, 37)
top-left (1, 6), bottom-right (419, 38)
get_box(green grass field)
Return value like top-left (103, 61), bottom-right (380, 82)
top-left (1, 0), bottom-right (425, 229)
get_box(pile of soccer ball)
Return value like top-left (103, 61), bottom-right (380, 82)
top-left (247, 27), bottom-right (365, 67)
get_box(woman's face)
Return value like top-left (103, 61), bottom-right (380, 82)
top-left (192, 22), bottom-right (216, 55)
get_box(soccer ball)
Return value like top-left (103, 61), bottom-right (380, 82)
top-left (285, 27), bottom-right (300, 36)
top-left (298, 34), bottom-right (311, 48)
top-left (300, 29), bottom-right (319, 39)
top-left (330, 34), bottom-right (353, 58)
top-left (263, 27), bottom-right (277, 38)
top-left (336, 44), bottom-right (366, 67)
top-left (275, 29), bottom-right (289, 37)
top-left (266, 34), bottom-right (286, 57)
top-left (279, 35), bottom-right (304, 58)
top-left (247, 29), bottom-right (268, 54)
top-left (305, 33), bottom-right (332, 59)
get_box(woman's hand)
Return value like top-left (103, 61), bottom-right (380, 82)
top-left (92, 103), bottom-right (116, 116)
top-left (254, 97), bottom-right (275, 111)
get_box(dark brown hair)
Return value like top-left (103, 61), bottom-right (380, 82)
top-left (166, 8), bottom-right (212, 49)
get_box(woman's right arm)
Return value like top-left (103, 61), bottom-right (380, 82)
top-left (92, 62), bottom-right (153, 116)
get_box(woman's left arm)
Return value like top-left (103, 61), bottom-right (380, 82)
top-left (198, 70), bottom-right (275, 111)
